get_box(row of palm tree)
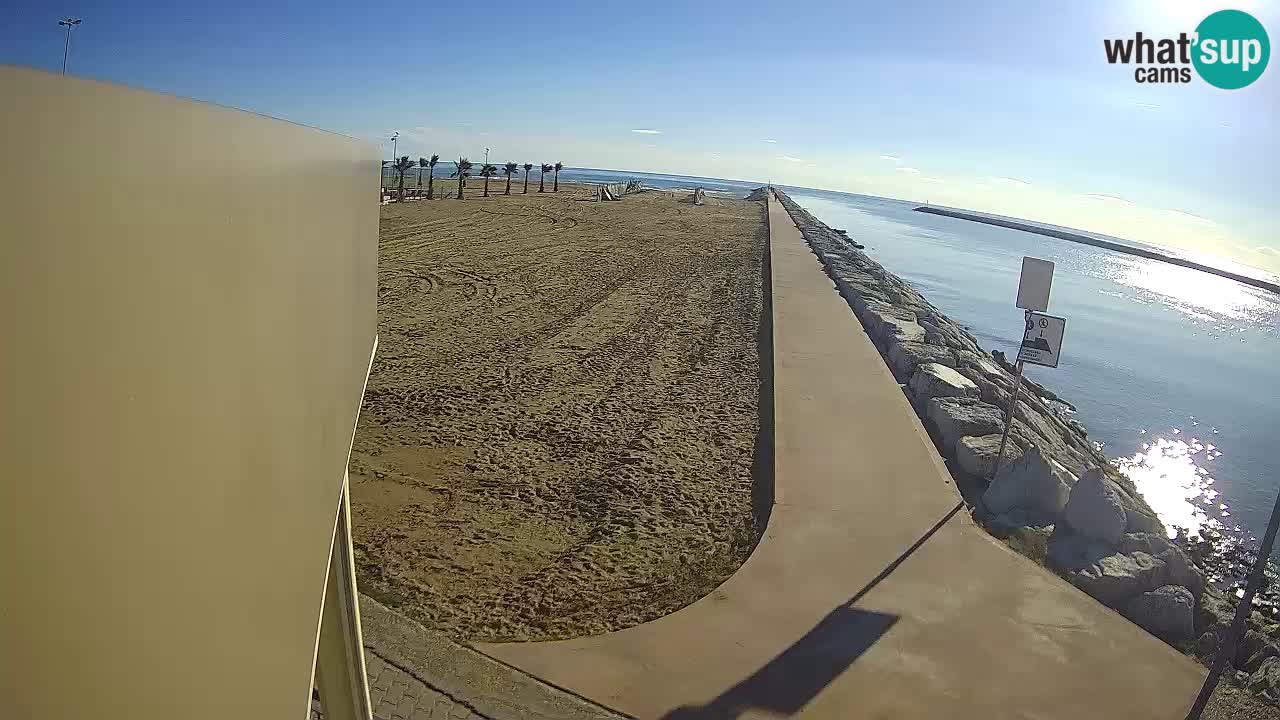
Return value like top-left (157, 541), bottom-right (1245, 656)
top-left (384, 157), bottom-right (563, 201)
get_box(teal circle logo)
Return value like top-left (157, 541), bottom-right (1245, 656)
top-left (1193, 10), bottom-right (1270, 89)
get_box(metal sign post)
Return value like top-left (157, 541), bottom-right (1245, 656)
top-left (991, 314), bottom-right (1028, 482)
top-left (989, 258), bottom-right (1065, 482)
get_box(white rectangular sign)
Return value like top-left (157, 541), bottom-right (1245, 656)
top-left (1018, 312), bottom-right (1066, 368)
top-left (1016, 257), bottom-right (1055, 312)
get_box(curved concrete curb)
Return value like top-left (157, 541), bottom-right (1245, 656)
top-left (360, 596), bottom-right (627, 720)
top-left (475, 194), bottom-right (1204, 719)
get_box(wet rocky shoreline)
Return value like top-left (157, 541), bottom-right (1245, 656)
top-left (771, 189), bottom-right (1280, 704)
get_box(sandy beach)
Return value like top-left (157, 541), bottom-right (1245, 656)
top-left (350, 183), bottom-right (768, 641)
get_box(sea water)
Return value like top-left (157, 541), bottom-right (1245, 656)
top-left (784, 188), bottom-right (1280, 552)
top-left (562, 167), bottom-right (1280, 550)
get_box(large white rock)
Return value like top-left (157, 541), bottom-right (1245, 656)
top-left (1070, 550), bottom-right (1164, 607)
top-left (1126, 508), bottom-right (1166, 536)
top-left (1046, 527), bottom-right (1114, 571)
top-left (965, 354), bottom-right (1006, 381)
top-left (1116, 532), bottom-right (1174, 556)
top-left (1248, 657), bottom-right (1280, 703)
top-left (887, 342), bottom-right (955, 381)
top-left (1128, 585), bottom-right (1195, 646)
top-left (956, 434), bottom-right (1022, 479)
top-left (852, 294), bottom-right (893, 319)
top-left (909, 362), bottom-right (978, 407)
top-left (982, 445), bottom-right (1074, 520)
top-left (861, 305), bottom-right (914, 340)
top-left (880, 317), bottom-right (926, 348)
top-left (1155, 546), bottom-right (1206, 601)
top-left (927, 397), bottom-right (1005, 456)
top-left (1063, 467), bottom-right (1128, 545)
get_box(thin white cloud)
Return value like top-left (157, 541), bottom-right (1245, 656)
top-left (896, 167), bottom-right (921, 175)
top-left (763, 138), bottom-right (778, 143)
top-left (1134, 102), bottom-right (1160, 109)
top-left (1257, 246), bottom-right (1278, 256)
top-left (1084, 193), bottom-right (1133, 206)
top-left (1168, 209), bottom-right (1213, 224)
top-left (781, 155), bottom-right (803, 162)
top-left (994, 176), bottom-right (1030, 186)
top-left (631, 129), bottom-right (662, 135)
top-left (879, 155), bottom-right (900, 162)
top-left (922, 177), bottom-right (944, 184)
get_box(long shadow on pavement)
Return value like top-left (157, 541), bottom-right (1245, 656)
top-left (661, 500), bottom-right (965, 719)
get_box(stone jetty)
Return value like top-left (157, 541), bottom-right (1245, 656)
top-left (770, 189), bottom-right (1260, 668)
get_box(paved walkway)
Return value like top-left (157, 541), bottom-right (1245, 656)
top-left (356, 596), bottom-right (624, 720)
top-left (365, 651), bottom-right (483, 720)
top-left (475, 193), bottom-right (1206, 718)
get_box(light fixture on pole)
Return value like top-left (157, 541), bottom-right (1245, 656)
top-left (485, 147), bottom-right (490, 165)
top-left (59, 18), bottom-right (82, 75)
top-left (389, 132), bottom-right (399, 191)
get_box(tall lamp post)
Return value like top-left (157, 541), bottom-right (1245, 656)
top-left (388, 132), bottom-right (398, 192)
top-left (59, 18), bottom-right (82, 75)
top-left (1186, 484), bottom-right (1280, 719)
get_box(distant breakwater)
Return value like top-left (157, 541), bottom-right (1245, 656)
top-left (913, 206), bottom-right (1280, 295)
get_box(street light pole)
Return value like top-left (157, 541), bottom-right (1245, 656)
top-left (389, 132), bottom-right (399, 192)
top-left (59, 18), bottom-right (82, 75)
top-left (485, 147), bottom-right (490, 165)
top-left (1186, 483), bottom-right (1280, 719)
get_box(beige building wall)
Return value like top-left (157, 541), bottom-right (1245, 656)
top-left (0, 66), bottom-right (378, 719)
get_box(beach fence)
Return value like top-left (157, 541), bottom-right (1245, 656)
top-left (596, 178), bottom-right (643, 201)
top-left (381, 186), bottom-right (431, 203)
top-left (3, 66), bottom-right (377, 720)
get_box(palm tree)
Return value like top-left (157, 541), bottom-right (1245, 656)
top-left (392, 156), bottom-right (414, 201)
top-left (416, 157), bottom-right (429, 195)
top-left (539, 163), bottom-right (552, 193)
top-left (426, 154), bottom-right (439, 199)
top-left (522, 163), bottom-right (533, 194)
top-left (553, 162), bottom-right (563, 192)
top-left (451, 157), bottom-right (473, 199)
top-left (480, 163), bottom-right (497, 197)
top-left (502, 162), bottom-right (518, 195)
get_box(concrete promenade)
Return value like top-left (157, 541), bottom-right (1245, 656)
top-left (475, 193), bottom-right (1205, 718)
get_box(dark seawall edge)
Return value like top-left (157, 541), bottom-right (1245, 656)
top-left (913, 206), bottom-right (1280, 296)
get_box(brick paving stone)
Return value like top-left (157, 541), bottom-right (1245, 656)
top-left (428, 697), bottom-right (457, 719)
top-left (319, 645), bottom-right (607, 719)
top-left (384, 679), bottom-right (405, 705)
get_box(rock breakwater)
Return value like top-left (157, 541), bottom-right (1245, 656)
top-left (768, 189), bottom-right (1274, 679)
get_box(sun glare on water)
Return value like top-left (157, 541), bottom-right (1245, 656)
top-left (1117, 433), bottom-right (1228, 540)
top-left (1116, 260), bottom-right (1270, 323)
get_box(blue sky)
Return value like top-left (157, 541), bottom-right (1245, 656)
top-left (4, 0), bottom-right (1277, 272)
